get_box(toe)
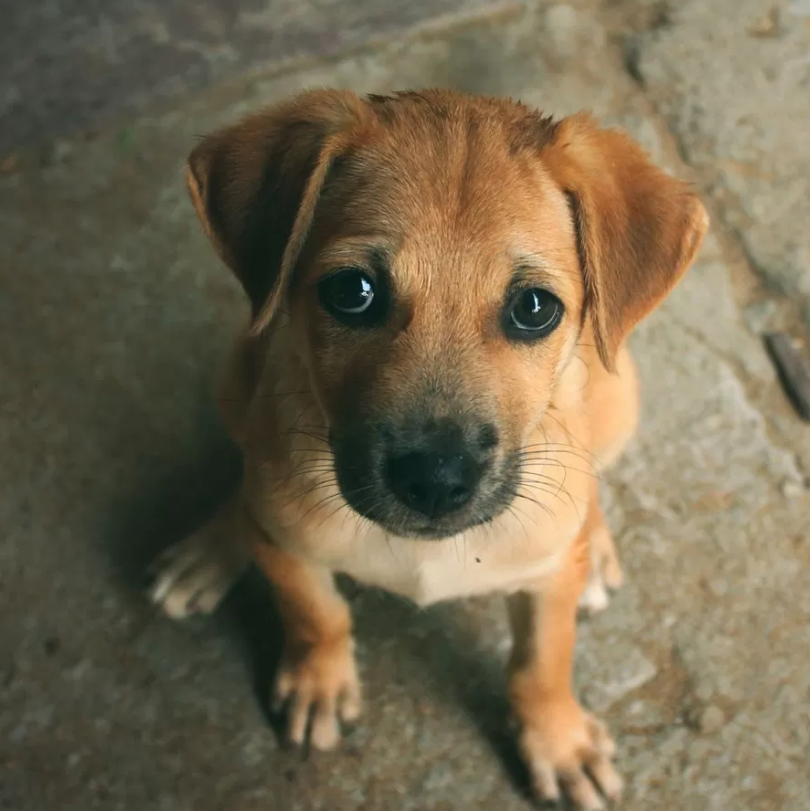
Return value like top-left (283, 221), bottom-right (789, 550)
top-left (560, 768), bottom-right (605, 811)
top-left (148, 541), bottom-right (211, 617)
top-left (587, 716), bottom-right (616, 757)
top-left (579, 577), bottom-right (610, 614)
top-left (272, 670), bottom-right (295, 712)
top-left (188, 568), bottom-right (233, 614)
top-left (310, 697), bottom-right (340, 750)
top-left (157, 562), bottom-right (221, 619)
top-left (149, 562), bottom-right (188, 608)
top-left (603, 557), bottom-right (624, 590)
top-left (287, 690), bottom-right (313, 746)
top-left (338, 682), bottom-right (362, 723)
top-left (273, 669), bottom-right (295, 712)
top-left (159, 578), bottom-right (204, 619)
top-left (587, 756), bottom-right (623, 801)
top-left (527, 759), bottom-right (560, 803)
top-left (584, 718), bottom-right (622, 800)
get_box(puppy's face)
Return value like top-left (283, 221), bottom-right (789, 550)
top-left (291, 138), bottom-right (583, 538)
top-left (186, 90), bottom-right (707, 539)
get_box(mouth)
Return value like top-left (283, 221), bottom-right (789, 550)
top-left (394, 510), bottom-right (499, 540)
top-left (345, 499), bottom-right (505, 540)
top-left (331, 436), bottom-right (520, 539)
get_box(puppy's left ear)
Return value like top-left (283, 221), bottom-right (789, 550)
top-left (184, 89), bottom-right (370, 333)
top-left (542, 113), bottom-right (708, 371)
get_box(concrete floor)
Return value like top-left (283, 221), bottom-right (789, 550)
top-left (2, 1), bottom-right (809, 809)
top-left (0, 0), bottom-right (508, 155)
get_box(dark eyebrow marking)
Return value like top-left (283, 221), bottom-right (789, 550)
top-left (319, 236), bottom-right (399, 272)
top-left (508, 262), bottom-right (560, 295)
top-left (367, 246), bottom-right (391, 276)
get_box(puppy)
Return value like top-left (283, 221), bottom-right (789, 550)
top-left (149, 89), bottom-right (707, 809)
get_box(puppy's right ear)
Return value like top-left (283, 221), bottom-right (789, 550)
top-left (185, 89), bottom-right (369, 332)
top-left (541, 113), bottom-right (707, 371)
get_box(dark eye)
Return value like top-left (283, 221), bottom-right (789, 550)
top-left (318, 268), bottom-right (384, 325)
top-left (506, 288), bottom-right (563, 339)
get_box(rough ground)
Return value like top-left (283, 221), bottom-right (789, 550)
top-left (1, 1), bottom-right (809, 809)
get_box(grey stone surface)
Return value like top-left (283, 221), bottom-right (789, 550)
top-left (629, 0), bottom-right (810, 326)
top-left (0, 0), bottom-right (509, 155)
top-left (2, 1), bottom-right (810, 809)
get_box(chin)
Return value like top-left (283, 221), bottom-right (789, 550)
top-left (343, 491), bottom-right (512, 541)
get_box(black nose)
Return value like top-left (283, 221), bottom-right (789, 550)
top-left (386, 452), bottom-right (481, 519)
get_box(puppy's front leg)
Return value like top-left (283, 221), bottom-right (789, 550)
top-left (252, 537), bottom-right (361, 751)
top-left (151, 496), bottom-right (360, 749)
top-left (507, 497), bottom-right (622, 810)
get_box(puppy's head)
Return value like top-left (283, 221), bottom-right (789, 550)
top-left (187, 89), bottom-right (707, 539)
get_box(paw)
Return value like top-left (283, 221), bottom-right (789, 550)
top-left (273, 637), bottom-right (362, 751)
top-left (579, 526), bottom-right (623, 615)
top-left (518, 700), bottom-right (622, 810)
top-left (148, 534), bottom-right (246, 619)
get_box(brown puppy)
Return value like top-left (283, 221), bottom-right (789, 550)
top-left (149, 89), bottom-right (707, 809)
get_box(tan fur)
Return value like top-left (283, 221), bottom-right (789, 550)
top-left (150, 89), bottom-right (707, 809)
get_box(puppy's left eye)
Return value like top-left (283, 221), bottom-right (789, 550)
top-left (505, 288), bottom-right (563, 339)
top-left (318, 268), bottom-right (385, 326)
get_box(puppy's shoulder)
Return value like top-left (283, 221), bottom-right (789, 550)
top-left (216, 328), bottom-right (269, 444)
top-left (578, 339), bottom-right (640, 470)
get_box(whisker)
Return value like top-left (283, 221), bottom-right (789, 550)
top-left (278, 478), bottom-right (339, 512)
top-left (282, 466), bottom-right (336, 483)
top-left (516, 447), bottom-right (595, 464)
top-left (504, 502), bottom-right (534, 546)
top-left (512, 491), bottom-right (558, 525)
top-left (517, 478), bottom-right (574, 508)
top-left (299, 491), bottom-right (347, 523)
top-left (318, 486), bottom-right (378, 530)
top-left (518, 462), bottom-right (602, 482)
top-left (284, 429), bottom-right (329, 444)
top-left (519, 479), bottom-right (581, 516)
top-left (542, 410), bottom-right (594, 457)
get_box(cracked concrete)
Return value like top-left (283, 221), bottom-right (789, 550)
top-left (1, 1), bottom-right (809, 809)
top-left (0, 0), bottom-right (511, 154)
top-left (625, 0), bottom-right (810, 326)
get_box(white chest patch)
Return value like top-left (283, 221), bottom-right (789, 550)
top-left (316, 513), bottom-right (572, 607)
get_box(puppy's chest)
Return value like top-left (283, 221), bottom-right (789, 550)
top-left (313, 515), bottom-right (570, 606)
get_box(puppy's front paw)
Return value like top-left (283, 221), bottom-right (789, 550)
top-left (517, 699), bottom-right (622, 810)
top-left (148, 533), bottom-right (247, 619)
top-left (579, 525), bottom-right (624, 615)
top-left (273, 636), bottom-right (362, 751)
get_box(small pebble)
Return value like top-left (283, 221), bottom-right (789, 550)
top-left (747, 7), bottom-right (780, 38)
top-left (781, 479), bottom-right (804, 499)
top-left (698, 705), bottom-right (726, 734)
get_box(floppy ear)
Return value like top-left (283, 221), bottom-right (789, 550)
top-left (542, 113), bottom-right (708, 371)
top-left (185, 89), bottom-right (369, 333)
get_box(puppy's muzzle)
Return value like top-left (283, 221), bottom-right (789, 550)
top-left (331, 413), bottom-right (510, 537)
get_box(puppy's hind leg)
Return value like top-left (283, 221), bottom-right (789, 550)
top-left (578, 347), bottom-right (637, 615)
top-left (148, 495), bottom-right (251, 619)
top-left (578, 519), bottom-right (624, 615)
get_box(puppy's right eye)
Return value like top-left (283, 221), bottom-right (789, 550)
top-left (318, 268), bottom-right (385, 326)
